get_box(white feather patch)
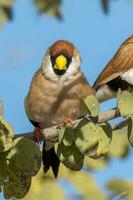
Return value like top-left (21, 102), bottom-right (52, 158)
top-left (41, 48), bottom-right (81, 83)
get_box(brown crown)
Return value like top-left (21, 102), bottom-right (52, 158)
top-left (50, 40), bottom-right (74, 58)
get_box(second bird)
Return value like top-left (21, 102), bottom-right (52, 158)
top-left (25, 40), bottom-right (94, 177)
top-left (93, 35), bottom-right (133, 102)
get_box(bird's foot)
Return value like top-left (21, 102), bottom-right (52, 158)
top-left (66, 117), bottom-right (73, 125)
top-left (33, 127), bottom-right (42, 144)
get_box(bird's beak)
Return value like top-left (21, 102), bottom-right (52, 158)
top-left (54, 55), bottom-right (67, 70)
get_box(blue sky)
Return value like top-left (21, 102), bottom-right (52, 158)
top-left (0, 0), bottom-right (133, 199)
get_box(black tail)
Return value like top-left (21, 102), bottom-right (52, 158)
top-left (42, 144), bottom-right (60, 178)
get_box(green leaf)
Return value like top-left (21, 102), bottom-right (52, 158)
top-left (117, 90), bottom-right (133, 117)
top-left (0, 0), bottom-right (14, 7)
top-left (3, 166), bottom-right (32, 199)
top-left (0, 159), bottom-right (8, 180)
top-left (75, 119), bottom-right (99, 155)
top-left (33, 0), bottom-right (62, 19)
top-left (7, 137), bottom-right (41, 176)
top-left (108, 128), bottom-right (129, 158)
top-left (82, 95), bottom-right (100, 117)
top-left (22, 168), bottom-right (66, 200)
top-left (56, 142), bottom-right (84, 170)
top-left (127, 116), bottom-right (133, 146)
top-left (75, 119), bottom-right (112, 158)
top-left (0, 7), bottom-right (13, 27)
top-left (107, 179), bottom-right (133, 200)
top-left (95, 123), bottom-right (112, 158)
top-left (62, 125), bottom-right (75, 147)
top-left (84, 157), bottom-right (108, 170)
top-left (68, 171), bottom-right (108, 200)
top-left (0, 117), bottom-right (14, 152)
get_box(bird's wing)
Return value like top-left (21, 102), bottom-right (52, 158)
top-left (93, 41), bottom-right (133, 89)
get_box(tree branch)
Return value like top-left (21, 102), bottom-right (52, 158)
top-left (111, 119), bottom-right (128, 130)
top-left (14, 107), bottom-right (121, 141)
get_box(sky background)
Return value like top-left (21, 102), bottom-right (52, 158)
top-left (1, 0), bottom-right (133, 199)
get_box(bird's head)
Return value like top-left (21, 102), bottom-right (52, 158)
top-left (41, 40), bottom-right (81, 81)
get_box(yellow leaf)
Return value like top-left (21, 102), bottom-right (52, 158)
top-left (117, 90), bottom-right (133, 117)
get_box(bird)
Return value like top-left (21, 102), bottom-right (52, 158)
top-left (93, 35), bottom-right (133, 102)
top-left (24, 40), bottom-right (94, 177)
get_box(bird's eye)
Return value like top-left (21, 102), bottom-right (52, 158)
top-left (67, 57), bottom-right (72, 66)
top-left (50, 56), bottom-right (56, 64)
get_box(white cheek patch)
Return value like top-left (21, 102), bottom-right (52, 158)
top-left (42, 51), bottom-right (81, 82)
top-left (121, 68), bottom-right (133, 85)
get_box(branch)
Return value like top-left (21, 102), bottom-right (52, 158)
top-left (111, 120), bottom-right (128, 130)
top-left (98, 107), bottom-right (120, 123)
top-left (14, 107), bottom-right (120, 141)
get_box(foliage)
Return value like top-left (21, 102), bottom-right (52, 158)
top-left (0, 116), bottom-right (41, 199)
top-left (0, 90), bottom-right (133, 198)
top-left (107, 179), bottom-right (133, 200)
top-left (0, 1), bottom-right (133, 199)
top-left (0, 0), bottom-right (130, 28)
top-left (0, 0), bottom-right (13, 27)
top-left (33, 0), bottom-right (62, 19)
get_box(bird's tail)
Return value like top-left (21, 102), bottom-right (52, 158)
top-left (42, 144), bottom-right (60, 178)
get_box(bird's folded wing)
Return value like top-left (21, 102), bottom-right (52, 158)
top-left (93, 42), bottom-right (133, 89)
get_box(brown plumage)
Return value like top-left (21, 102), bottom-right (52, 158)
top-left (93, 35), bottom-right (133, 102)
top-left (50, 40), bottom-right (74, 58)
top-left (25, 40), bottom-right (94, 177)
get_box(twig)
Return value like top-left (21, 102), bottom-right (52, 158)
top-left (98, 107), bottom-right (120, 123)
top-left (111, 191), bottom-right (127, 200)
top-left (111, 120), bottom-right (128, 130)
top-left (14, 107), bottom-right (121, 141)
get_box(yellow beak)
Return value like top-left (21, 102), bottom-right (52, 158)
top-left (54, 55), bottom-right (67, 70)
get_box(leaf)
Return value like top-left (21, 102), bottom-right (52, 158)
top-left (7, 137), bottom-right (41, 176)
top-left (14, 174), bottom-right (31, 199)
top-left (75, 119), bottom-right (112, 158)
top-left (0, 117), bottom-right (14, 152)
top-left (95, 123), bottom-right (112, 158)
top-left (3, 167), bottom-right (32, 199)
top-left (0, 0), bottom-right (13, 7)
top-left (33, 0), bottom-right (62, 19)
top-left (117, 90), bottom-right (133, 117)
top-left (0, 0), bottom-right (13, 28)
top-left (0, 176), bottom-right (3, 192)
top-left (75, 119), bottom-right (99, 155)
top-left (56, 142), bottom-right (84, 170)
top-left (107, 179), bottom-right (133, 200)
top-left (84, 157), bottom-right (108, 170)
top-left (68, 171), bottom-right (108, 200)
top-left (127, 116), bottom-right (133, 146)
top-left (82, 95), bottom-right (100, 117)
top-left (101, 0), bottom-right (109, 14)
top-left (23, 168), bottom-right (66, 200)
top-left (62, 125), bottom-right (75, 147)
top-left (0, 159), bottom-right (8, 180)
top-left (108, 128), bottom-right (129, 158)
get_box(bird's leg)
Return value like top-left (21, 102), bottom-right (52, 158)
top-left (33, 127), bottom-right (42, 144)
